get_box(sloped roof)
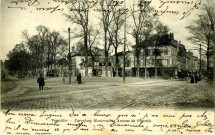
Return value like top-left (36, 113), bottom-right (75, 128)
top-left (132, 34), bottom-right (178, 48)
top-left (112, 51), bottom-right (132, 56)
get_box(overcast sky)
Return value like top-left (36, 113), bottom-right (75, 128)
top-left (1, 0), bottom-right (205, 60)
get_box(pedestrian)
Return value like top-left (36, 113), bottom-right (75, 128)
top-left (194, 73), bottom-right (198, 83)
top-left (37, 74), bottom-right (45, 90)
top-left (198, 72), bottom-right (201, 81)
top-left (77, 73), bottom-right (82, 84)
top-left (190, 73), bottom-right (194, 84)
top-left (62, 76), bottom-right (65, 84)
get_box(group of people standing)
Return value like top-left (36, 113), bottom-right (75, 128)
top-left (189, 72), bottom-right (201, 84)
top-left (37, 73), bottom-right (82, 90)
top-left (63, 73), bottom-right (82, 84)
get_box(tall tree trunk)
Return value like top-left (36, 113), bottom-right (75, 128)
top-left (206, 35), bottom-right (210, 78)
top-left (47, 46), bottom-right (50, 75)
top-left (155, 44), bottom-right (158, 78)
top-left (92, 57), bottom-right (95, 70)
top-left (136, 36), bottom-right (140, 77)
top-left (51, 49), bottom-right (53, 75)
top-left (26, 66), bottom-right (29, 77)
top-left (64, 60), bottom-right (66, 77)
top-left (92, 57), bottom-right (95, 76)
top-left (104, 30), bottom-right (108, 77)
top-left (47, 64), bottom-right (50, 75)
top-left (144, 49), bottom-right (147, 79)
top-left (155, 56), bottom-right (157, 78)
top-left (115, 48), bottom-right (119, 77)
top-left (54, 55), bottom-right (57, 77)
top-left (84, 33), bottom-right (88, 77)
top-left (40, 55), bottom-right (43, 75)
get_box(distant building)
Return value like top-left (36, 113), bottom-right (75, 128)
top-left (69, 45), bottom-right (113, 77)
top-left (185, 51), bottom-right (199, 71)
top-left (110, 51), bottom-right (134, 77)
top-left (67, 33), bottom-right (200, 78)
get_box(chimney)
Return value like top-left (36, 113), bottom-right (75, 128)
top-left (169, 33), bottom-right (174, 39)
top-left (169, 33), bottom-right (171, 39)
top-left (177, 41), bottom-right (180, 53)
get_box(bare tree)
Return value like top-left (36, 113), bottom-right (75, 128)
top-left (58, 41), bottom-right (69, 77)
top-left (129, 0), bottom-right (154, 77)
top-left (154, 22), bottom-right (169, 78)
top-left (142, 20), bottom-right (154, 79)
top-left (98, 0), bottom-right (115, 77)
top-left (22, 26), bottom-right (67, 77)
top-left (65, 0), bottom-right (90, 77)
top-left (155, 22), bottom-right (169, 35)
top-left (108, 7), bottom-right (125, 77)
top-left (49, 31), bottom-right (67, 76)
top-left (36, 26), bottom-right (50, 75)
top-left (186, 0), bottom-right (215, 78)
top-left (88, 25), bottom-right (100, 74)
top-left (22, 26), bottom-right (49, 76)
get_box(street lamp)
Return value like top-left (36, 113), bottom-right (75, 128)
top-left (68, 28), bottom-right (71, 84)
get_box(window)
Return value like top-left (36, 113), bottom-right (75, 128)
top-left (172, 49), bottom-right (176, 55)
top-left (126, 60), bottom-right (130, 67)
top-left (94, 62), bottom-right (99, 66)
top-left (158, 59), bottom-right (162, 67)
top-left (164, 48), bottom-right (169, 55)
top-left (150, 49), bottom-right (153, 55)
top-left (150, 59), bottom-right (154, 66)
top-left (144, 59), bottom-right (149, 66)
top-left (172, 60), bottom-right (176, 66)
top-left (164, 59), bottom-right (170, 66)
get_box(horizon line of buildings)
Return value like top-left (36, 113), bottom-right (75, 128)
top-left (59, 33), bottom-right (203, 78)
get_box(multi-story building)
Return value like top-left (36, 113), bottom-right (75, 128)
top-left (66, 33), bottom-right (199, 78)
top-left (130, 33), bottom-right (199, 78)
top-left (130, 33), bottom-right (178, 77)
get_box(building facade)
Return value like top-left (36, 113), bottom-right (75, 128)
top-left (64, 33), bottom-right (199, 78)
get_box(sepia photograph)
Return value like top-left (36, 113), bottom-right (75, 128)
top-left (0, 0), bottom-right (215, 134)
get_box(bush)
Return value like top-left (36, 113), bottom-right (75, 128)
top-left (1, 66), bottom-right (7, 80)
top-left (1, 65), bottom-right (17, 81)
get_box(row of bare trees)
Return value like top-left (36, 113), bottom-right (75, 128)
top-left (64, 0), bottom-right (169, 77)
top-left (7, 0), bottom-right (205, 78)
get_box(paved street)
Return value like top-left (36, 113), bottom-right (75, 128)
top-left (1, 77), bottom-right (214, 110)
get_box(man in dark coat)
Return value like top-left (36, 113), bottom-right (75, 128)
top-left (77, 73), bottom-right (82, 84)
top-left (37, 74), bottom-right (45, 90)
top-left (194, 73), bottom-right (198, 83)
top-left (190, 73), bottom-right (194, 84)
